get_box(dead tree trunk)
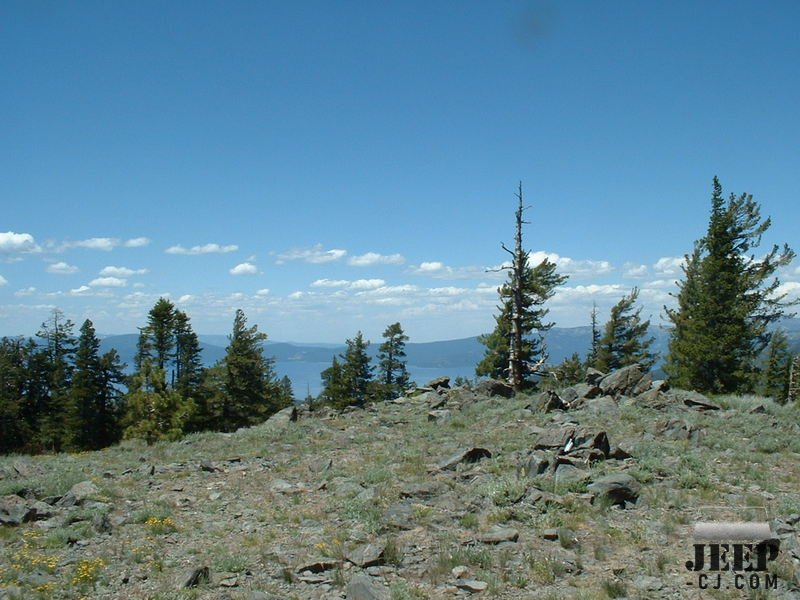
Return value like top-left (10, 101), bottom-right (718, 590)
top-left (502, 182), bottom-right (529, 392)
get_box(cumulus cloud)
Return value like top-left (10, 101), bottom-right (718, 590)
top-left (276, 244), bottom-right (347, 265)
top-left (99, 266), bottom-right (148, 277)
top-left (166, 243), bottom-right (239, 255)
top-left (774, 281), bottom-right (800, 300)
top-left (0, 232), bottom-right (40, 256)
top-left (311, 278), bottom-right (385, 290)
top-left (654, 256), bottom-right (686, 275)
top-left (527, 251), bottom-right (613, 276)
top-left (124, 237), bottom-right (151, 248)
top-left (623, 263), bottom-right (648, 278)
top-left (0, 275), bottom-right (7, 286)
top-left (230, 262), bottom-right (258, 276)
top-left (415, 261), bottom-right (447, 273)
top-left (70, 285), bottom-right (91, 295)
top-left (15, 286), bottom-right (35, 296)
top-left (89, 277), bottom-right (128, 287)
top-left (256, 289), bottom-right (270, 296)
top-left (47, 261), bottom-right (79, 274)
top-left (70, 238), bottom-right (119, 251)
top-left (177, 294), bottom-right (195, 304)
top-left (429, 286), bottom-right (469, 296)
top-left (347, 252), bottom-right (405, 267)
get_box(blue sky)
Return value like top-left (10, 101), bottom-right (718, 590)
top-left (2, 1), bottom-right (798, 343)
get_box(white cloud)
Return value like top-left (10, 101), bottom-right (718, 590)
top-left (774, 281), bottom-right (800, 300)
top-left (166, 243), bottom-right (239, 255)
top-left (654, 256), bottom-right (685, 275)
top-left (70, 285), bottom-right (91, 295)
top-left (416, 261), bottom-right (446, 273)
top-left (89, 277), bottom-right (128, 287)
top-left (429, 286), bottom-right (468, 296)
top-left (0, 275), bottom-right (6, 286)
top-left (0, 232), bottom-right (40, 256)
top-left (99, 265), bottom-right (148, 277)
top-left (177, 294), bottom-right (195, 304)
top-left (229, 262), bottom-right (258, 276)
top-left (46, 261), bottom-right (79, 274)
top-left (312, 279), bottom-right (351, 288)
top-left (528, 251), bottom-right (613, 276)
top-left (349, 279), bottom-right (386, 290)
top-left (256, 289), bottom-right (271, 296)
top-left (311, 278), bottom-right (385, 290)
top-left (276, 244), bottom-right (347, 264)
top-left (623, 263), bottom-right (648, 278)
top-left (124, 237), bottom-right (151, 248)
top-left (71, 237), bottom-right (119, 251)
top-left (347, 252), bottom-right (405, 267)
top-left (15, 286), bottom-right (35, 296)
top-left (288, 291), bottom-right (306, 300)
top-left (552, 284), bottom-right (626, 302)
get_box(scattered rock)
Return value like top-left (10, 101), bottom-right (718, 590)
top-left (267, 405), bottom-right (299, 425)
top-left (474, 379), bottom-right (514, 398)
top-left (588, 474), bottom-right (641, 506)
top-left (180, 566), bottom-right (210, 588)
top-left (296, 558), bottom-right (339, 574)
top-left (0, 494), bottom-right (32, 525)
top-left (56, 480), bottom-right (100, 507)
top-left (200, 460), bottom-right (220, 473)
top-left (426, 376), bottom-right (451, 391)
top-left (599, 364), bottom-right (644, 397)
top-left (478, 525), bottom-right (519, 544)
top-left (529, 390), bottom-right (566, 412)
top-left (346, 574), bottom-right (390, 600)
top-left (437, 447), bottom-right (492, 470)
top-left (520, 451), bottom-right (551, 477)
top-left (673, 390), bottom-right (721, 411)
top-left (585, 367), bottom-right (606, 385)
top-left (427, 409), bottom-right (450, 423)
top-left (554, 464), bottom-right (590, 485)
top-left (347, 541), bottom-right (386, 567)
top-left (454, 578), bottom-right (488, 593)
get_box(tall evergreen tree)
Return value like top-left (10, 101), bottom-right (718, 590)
top-left (69, 320), bottom-right (126, 450)
top-left (761, 329), bottom-right (793, 403)
top-left (320, 356), bottom-right (348, 408)
top-left (0, 338), bottom-right (33, 453)
top-left (35, 308), bottom-right (77, 452)
top-left (477, 185), bottom-right (567, 389)
top-left (665, 178), bottom-right (796, 393)
top-left (341, 332), bottom-right (373, 407)
top-left (586, 302), bottom-right (601, 368)
top-left (123, 362), bottom-right (192, 445)
top-left (378, 322), bottom-right (410, 398)
top-left (173, 310), bottom-right (203, 400)
top-left (219, 309), bottom-right (288, 431)
top-left (595, 288), bottom-right (656, 372)
top-left (477, 257), bottom-right (567, 386)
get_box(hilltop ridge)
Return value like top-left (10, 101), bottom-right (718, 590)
top-left (2, 365), bottom-right (799, 599)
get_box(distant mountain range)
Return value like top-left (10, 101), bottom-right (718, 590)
top-left (95, 320), bottom-right (800, 398)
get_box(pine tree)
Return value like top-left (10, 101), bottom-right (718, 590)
top-left (595, 288), bottom-right (656, 373)
top-left (123, 362), bottom-right (192, 445)
top-left (0, 338), bottom-right (33, 453)
top-left (35, 308), bottom-right (77, 452)
top-left (761, 329), bottom-right (793, 403)
top-left (341, 332), bottom-right (373, 407)
top-left (586, 302), bottom-right (600, 368)
top-left (377, 322), bottom-right (410, 398)
top-left (477, 255), bottom-right (567, 387)
top-left (219, 309), bottom-right (288, 431)
top-left (552, 352), bottom-right (586, 386)
top-left (173, 310), bottom-right (203, 400)
top-left (320, 356), bottom-right (348, 407)
top-left (69, 320), bottom-right (126, 450)
top-left (665, 178), bottom-right (796, 393)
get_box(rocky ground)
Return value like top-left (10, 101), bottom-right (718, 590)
top-left (2, 365), bottom-right (800, 599)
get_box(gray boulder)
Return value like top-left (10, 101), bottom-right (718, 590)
top-left (588, 473), bottom-right (641, 506)
top-left (599, 364), bottom-right (645, 397)
top-left (475, 379), bottom-right (514, 398)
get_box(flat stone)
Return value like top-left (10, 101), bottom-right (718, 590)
top-left (588, 474), bottom-right (641, 506)
top-left (296, 558), bottom-right (339, 573)
top-left (346, 574), bottom-right (390, 600)
top-left (455, 578), bottom-right (488, 592)
top-left (56, 480), bottom-right (100, 507)
top-left (180, 566), bottom-right (210, 588)
top-left (0, 494), bottom-right (31, 525)
top-left (346, 541), bottom-right (386, 567)
top-left (479, 526), bottom-right (519, 544)
top-left (438, 447), bottom-right (492, 470)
